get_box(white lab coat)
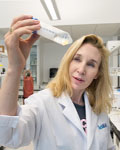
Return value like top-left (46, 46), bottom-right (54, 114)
top-left (0, 89), bottom-right (115, 150)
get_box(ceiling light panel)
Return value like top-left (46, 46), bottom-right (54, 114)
top-left (40, 0), bottom-right (60, 20)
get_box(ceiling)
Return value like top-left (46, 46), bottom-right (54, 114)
top-left (0, 0), bottom-right (120, 42)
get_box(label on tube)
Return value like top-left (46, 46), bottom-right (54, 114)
top-left (32, 18), bottom-right (73, 46)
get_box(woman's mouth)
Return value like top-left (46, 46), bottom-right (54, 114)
top-left (73, 76), bottom-right (85, 82)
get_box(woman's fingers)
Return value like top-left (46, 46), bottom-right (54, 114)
top-left (12, 19), bottom-right (40, 32)
top-left (11, 15), bottom-right (33, 27)
top-left (18, 33), bottom-right (40, 60)
top-left (13, 24), bottom-right (40, 38)
top-left (26, 33), bottom-right (40, 47)
top-left (9, 21), bottom-right (40, 39)
top-left (5, 24), bottom-right (40, 42)
top-left (5, 15), bottom-right (40, 40)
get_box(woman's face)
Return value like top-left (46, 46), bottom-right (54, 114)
top-left (69, 43), bottom-right (101, 93)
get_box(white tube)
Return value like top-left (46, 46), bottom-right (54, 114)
top-left (32, 18), bottom-right (73, 46)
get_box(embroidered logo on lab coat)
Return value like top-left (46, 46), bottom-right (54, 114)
top-left (98, 123), bottom-right (107, 129)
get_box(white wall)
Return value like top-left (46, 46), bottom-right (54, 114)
top-left (39, 40), bottom-right (70, 83)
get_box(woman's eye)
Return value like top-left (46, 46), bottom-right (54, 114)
top-left (73, 57), bottom-right (80, 62)
top-left (87, 63), bottom-right (95, 67)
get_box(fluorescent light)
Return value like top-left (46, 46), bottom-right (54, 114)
top-left (44, 0), bottom-right (58, 20)
top-left (40, 0), bottom-right (60, 20)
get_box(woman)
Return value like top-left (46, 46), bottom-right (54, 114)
top-left (0, 15), bottom-right (115, 150)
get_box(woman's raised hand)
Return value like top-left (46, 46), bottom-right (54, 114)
top-left (4, 15), bottom-right (40, 73)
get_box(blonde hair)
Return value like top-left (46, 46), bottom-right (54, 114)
top-left (47, 34), bottom-right (113, 114)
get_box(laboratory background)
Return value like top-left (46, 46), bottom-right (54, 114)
top-left (0, 0), bottom-right (120, 150)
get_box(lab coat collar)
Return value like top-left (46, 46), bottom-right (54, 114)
top-left (58, 92), bottom-right (86, 137)
top-left (84, 93), bottom-right (98, 149)
top-left (58, 92), bottom-right (98, 149)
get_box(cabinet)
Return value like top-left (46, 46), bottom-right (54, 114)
top-left (107, 41), bottom-right (120, 88)
top-left (20, 45), bottom-right (40, 90)
top-left (107, 41), bottom-right (120, 149)
top-left (30, 45), bottom-right (37, 86)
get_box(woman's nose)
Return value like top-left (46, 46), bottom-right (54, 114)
top-left (77, 63), bottom-right (86, 75)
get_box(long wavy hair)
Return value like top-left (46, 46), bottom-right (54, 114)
top-left (47, 34), bottom-right (113, 114)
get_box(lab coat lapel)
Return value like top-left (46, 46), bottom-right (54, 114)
top-left (84, 93), bottom-right (98, 149)
top-left (58, 93), bottom-right (86, 136)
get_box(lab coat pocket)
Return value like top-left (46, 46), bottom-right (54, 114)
top-left (53, 128), bottom-right (75, 150)
top-left (96, 125), bottom-right (109, 149)
top-left (57, 145), bottom-right (72, 150)
top-left (55, 134), bottom-right (73, 150)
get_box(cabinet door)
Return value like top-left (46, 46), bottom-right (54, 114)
top-left (30, 45), bottom-right (37, 88)
top-left (20, 45), bottom-right (39, 90)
